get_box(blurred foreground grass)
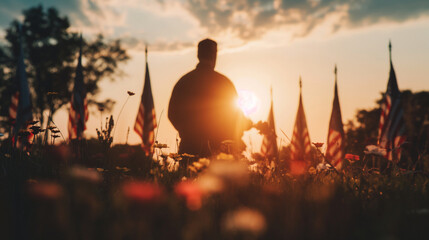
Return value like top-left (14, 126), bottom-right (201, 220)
top-left (1, 144), bottom-right (429, 240)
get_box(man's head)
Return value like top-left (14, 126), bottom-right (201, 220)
top-left (198, 39), bottom-right (217, 67)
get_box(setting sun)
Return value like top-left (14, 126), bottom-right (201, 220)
top-left (237, 89), bottom-right (260, 116)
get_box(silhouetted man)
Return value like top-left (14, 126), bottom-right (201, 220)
top-left (168, 39), bottom-right (252, 157)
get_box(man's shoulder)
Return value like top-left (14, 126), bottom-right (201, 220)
top-left (174, 67), bottom-right (234, 88)
top-left (178, 68), bottom-right (201, 81)
top-left (212, 70), bottom-right (230, 81)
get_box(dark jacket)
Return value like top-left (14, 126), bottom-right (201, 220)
top-left (168, 62), bottom-right (252, 156)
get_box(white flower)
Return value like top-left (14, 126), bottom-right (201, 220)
top-left (248, 162), bottom-right (259, 172)
top-left (69, 166), bottom-right (102, 183)
top-left (196, 173), bottom-right (224, 195)
top-left (316, 163), bottom-right (329, 171)
top-left (222, 208), bottom-right (266, 235)
top-left (166, 157), bottom-right (179, 172)
top-left (209, 160), bottom-right (249, 185)
top-left (364, 145), bottom-right (387, 156)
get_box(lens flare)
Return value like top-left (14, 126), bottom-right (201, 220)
top-left (237, 90), bottom-right (260, 116)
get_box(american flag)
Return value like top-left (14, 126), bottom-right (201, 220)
top-left (134, 48), bottom-right (157, 156)
top-left (10, 24), bottom-right (33, 148)
top-left (378, 42), bottom-right (406, 162)
top-left (68, 35), bottom-right (88, 140)
top-left (290, 78), bottom-right (311, 163)
top-left (261, 87), bottom-right (278, 162)
top-left (326, 66), bottom-right (345, 169)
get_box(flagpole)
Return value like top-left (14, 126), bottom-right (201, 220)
top-left (319, 64), bottom-right (342, 174)
top-left (388, 40), bottom-right (392, 63)
top-left (334, 64), bottom-right (337, 84)
top-left (145, 45), bottom-right (148, 64)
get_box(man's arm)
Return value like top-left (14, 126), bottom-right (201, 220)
top-left (168, 82), bottom-right (184, 132)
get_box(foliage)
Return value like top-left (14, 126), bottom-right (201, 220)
top-left (0, 5), bottom-right (129, 128)
top-left (1, 145), bottom-right (429, 240)
top-left (345, 90), bottom-right (429, 162)
top-left (96, 115), bottom-right (114, 151)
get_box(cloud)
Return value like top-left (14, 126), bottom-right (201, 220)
top-left (184, 0), bottom-right (429, 41)
top-left (0, 0), bottom-right (125, 34)
top-left (2, 0), bottom-right (428, 51)
top-left (121, 36), bottom-right (194, 52)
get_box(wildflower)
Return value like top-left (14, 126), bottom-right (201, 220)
top-left (345, 153), bottom-right (360, 161)
top-left (196, 173), bottom-right (224, 195)
top-left (198, 158), bottom-right (210, 167)
top-left (364, 145), bottom-right (387, 156)
top-left (316, 163), bottom-right (330, 171)
top-left (166, 157), bottom-right (179, 172)
top-left (51, 129), bottom-right (60, 134)
top-left (127, 91), bottom-right (135, 96)
top-left (270, 160), bottom-right (276, 170)
top-left (312, 142), bottom-right (324, 148)
top-left (193, 161), bottom-right (203, 170)
top-left (290, 160), bottom-right (307, 175)
top-left (69, 166), bottom-right (102, 183)
top-left (308, 167), bottom-right (317, 174)
top-left (248, 162), bottom-right (259, 173)
top-left (154, 143), bottom-right (168, 149)
top-left (169, 153), bottom-right (182, 161)
top-left (30, 126), bottom-right (41, 133)
top-left (209, 159), bottom-right (249, 185)
top-left (188, 165), bottom-right (197, 173)
top-left (222, 207), bottom-right (266, 235)
top-left (122, 181), bottom-right (162, 203)
top-left (175, 181), bottom-right (202, 210)
top-left (115, 166), bottom-right (130, 172)
top-left (28, 181), bottom-right (63, 200)
top-left (181, 153), bottom-right (195, 158)
top-left (27, 120), bottom-right (39, 125)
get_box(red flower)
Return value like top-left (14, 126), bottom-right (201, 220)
top-left (28, 181), bottom-right (63, 200)
top-left (122, 181), bottom-right (162, 203)
top-left (175, 181), bottom-right (202, 211)
top-left (345, 154), bottom-right (360, 161)
top-left (312, 142), bottom-right (324, 148)
top-left (290, 160), bottom-right (307, 175)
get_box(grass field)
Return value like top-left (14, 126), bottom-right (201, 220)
top-left (1, 141), bottom-right (429, 240)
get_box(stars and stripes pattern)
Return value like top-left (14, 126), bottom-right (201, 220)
top-left (134, 48), bottom-right (157, 156)
top-left (68, 35), bottom-right (88, 140)
top-left (290, 78), bottom-right (311, 162)
top-left (378, 42), bottom-right (406, 162)
top-left (261, 87), bottom-right (278, 161)
top-left (326, 66), bottom-right (345, 169)
top-left (9, 92), bottom-right (19, 121)
top-left (10, 24), bottom-right (33, 148)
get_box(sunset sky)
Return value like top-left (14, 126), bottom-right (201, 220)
top-left (1, 0), bottom-right (428, 153)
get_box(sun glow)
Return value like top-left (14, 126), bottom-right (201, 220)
top-left (237, 89), bottom-right (260, 116)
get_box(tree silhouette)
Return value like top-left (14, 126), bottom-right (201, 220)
top-left (0, 5), bottom-right (129, 129)
top-left (345, 90), bottom-right (429, 163)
